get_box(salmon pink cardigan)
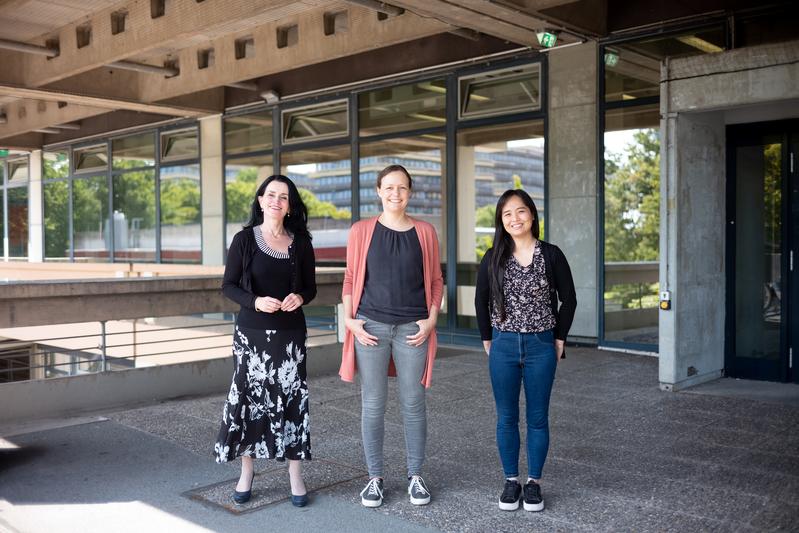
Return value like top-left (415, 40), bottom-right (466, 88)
top-left (339, 216), bottom-right (444, 388)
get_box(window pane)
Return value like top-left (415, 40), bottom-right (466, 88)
top-left (283, 101), bottom-right (348, 144)
top-left (359, 80), bottom-right (446, 137)
top-left (359, 135), bottom-right (446, 257)
top-left (604, 27), bottom-right (724, 103)
top-left (8, 159), bottom-right (28, 184)
top-left (225, 155), bottom-right (273, 248)
top-left (73, 176), bottom-right (110, 262)
top-left (225, 111), bottom-right (273, 155)
top-left (455, 120), bottom-right (545, 330)
top-left (44, 181), bottom-right (69, 261)
top-left (7, 186), bottom-right (28, 258)
top-left (161, 128), bottom-right (198, 161)
top-left (459, 64), bottom-right (541, 120)
top-left (281, 146), bottom-right (351, 262)
top-left (113, 170), bottom-right (156, 262)
top-left (603, 105), bottom-right (660, 345)
top-left (75, 145), bottom-right (108, 173)
top-left (43, 151), bottom-right (69, 180)
top-left (160, 164), bottom-right (201, 264)
top-left (112, 132), bottom-right (155, 169)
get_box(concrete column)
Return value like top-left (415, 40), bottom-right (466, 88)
top-left (28, 150), bottom-right (43, 262)
top-left (658, 111), bottom-right (726, 390)
top-left (547, 42), bottom-right (598, 341)
top-left (200, 115), bottom-right (224, 266)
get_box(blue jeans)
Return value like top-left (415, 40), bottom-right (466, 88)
top-left (354, 313), bottom-right (428, 478)
top-left (489, 328), bottom-right (557, 479)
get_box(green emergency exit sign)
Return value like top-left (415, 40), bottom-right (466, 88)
top-left (0, 149), bottom-right (8, 157)
top-left (537, 31), bottom-right (558, 48)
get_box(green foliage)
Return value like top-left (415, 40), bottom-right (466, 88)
top-left (604, 129), bottom-right (660, 262)
top-left (44, 181), bottom-right (69, 257)
top-left (113, 169), bottom-right (156, 228)
top-left (512, 174), bottom-right (523, 190)
top-left (225, 168), bottom-right (259, 224)
top-left (475, 204), bottom-right (495, 228)
top-left (160, 178), bottom-right (200, 225)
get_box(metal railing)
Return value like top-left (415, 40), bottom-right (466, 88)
top-left (0, 306), bottom-right (338, 383)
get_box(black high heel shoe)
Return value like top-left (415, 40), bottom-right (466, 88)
top-left (291, 493), bottom-right (309, 507)
top-left (233, 472), bottom-right (255, 504)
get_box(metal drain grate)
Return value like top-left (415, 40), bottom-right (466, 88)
top-left (184, 459), bottom-right (366, 514)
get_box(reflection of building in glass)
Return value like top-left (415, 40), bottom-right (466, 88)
top-left (287, 146), bottom-right (544, 214)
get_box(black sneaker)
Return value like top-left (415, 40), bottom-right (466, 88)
top-left (498, 479), bottom-right (521, 511)
top-left (360, 477), bottom-right (384, 508)
top-left (523, 480), bottom-right (544, 512)
top-left (408, 475), bottom-right (431, 505)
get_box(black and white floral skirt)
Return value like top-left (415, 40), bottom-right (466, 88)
top-left (213, 324), bottom-right (311, 463)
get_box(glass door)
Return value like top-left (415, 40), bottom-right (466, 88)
top-left (726, 121), bottom-right (797, 382)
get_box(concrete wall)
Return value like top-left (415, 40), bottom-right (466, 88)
top-left (547, 42), bottom-right (598, 340)
top-left (658, 39), bottom-right (799, 390)
top-left (0, 342), bottom-right (344, 424)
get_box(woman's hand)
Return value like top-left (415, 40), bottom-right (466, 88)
top-left (483, 340), bottom-right (491, 355)
top-left (346, 317), bottom-right (378, 346)
top-left (280, 293), bottom-right (303, 312)
top-left (555, 339), bottom-right (565, 362)
top-left (406, 317), bottom-right (435, 347)
top-left (255, 296), bottom-right (282, 313)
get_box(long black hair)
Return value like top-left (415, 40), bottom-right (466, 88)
top-left (244, 175), bottom-right (311, 241)
top-left (488, 189), bottom-right (541, 320)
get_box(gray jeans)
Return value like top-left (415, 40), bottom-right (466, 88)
top-left (354, 313), bottom-right (428, 478)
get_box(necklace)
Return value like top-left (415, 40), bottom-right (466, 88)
top-left (262, 225), bottom-right (284, 239)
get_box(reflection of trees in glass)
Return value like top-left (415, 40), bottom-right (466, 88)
top-left (161, 178), bottom-right (200, 225)
top-left (73, 176), bottom-right (109, 259)
top-left (113, 167), bottom-right (156, 229)
top-left (43, 154), bottom-right (69, 180)
top-left (763, 143), bottom-right (781, 253)
top-left (7, 187), bottom-right (28, 257)
top-left (226, 167), bottom-right (350, 224)
top-left (44, 181), bottom-right (69, 258)
top-left (604, 129), bottom-right (660, 310)
top-left (298, 188), bottom-right (350, 220)
top-left (604, 129), bottom-right (659, 262)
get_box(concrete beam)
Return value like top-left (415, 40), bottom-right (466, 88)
top-left (0, 271), bottom-right (344, 328)
top-left (139, 5), bottom-right (448, 103)
top-left (0, 83), bottom-right (210, 118)
top-left (18, 0), bottom-right (315, 88)
top-left (388, 0), bottom-right (542, 46)
top-left (0, 99), bottom-right (106, 141)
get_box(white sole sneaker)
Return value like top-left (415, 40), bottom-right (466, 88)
top-left (409, 494), bottom-right (431, 505)
top-left (523, 500), bottom-right (544, 512)
top-left (361, 497), bottom-right (382, 508)
top-left (498, 499), bottom-right (520, 511)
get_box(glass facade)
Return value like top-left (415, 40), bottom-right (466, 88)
top-left (5, 157), bottom-right (29, 259)
top-left (281, 145), bottom-right (351, 262)
top-left (455, 120), bottom-right (546, 330)
top-left (160, 164), bottom-right (201, 263)
top-left (225, 154), bottom-right (273, 247)
top-left (73, 175), bottom-right (110, 261)
top-left (113, 170), bottom-right (157, 262)
top-left (600, 25), bottom-right (725, 349)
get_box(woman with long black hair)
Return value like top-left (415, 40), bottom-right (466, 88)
top-left (214, 175), bottom-right (316, 507)
top-left (475, 189), bottom-right (576, 513)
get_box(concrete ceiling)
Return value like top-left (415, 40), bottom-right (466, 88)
top-left (0, 0), bottom-right (615, 149)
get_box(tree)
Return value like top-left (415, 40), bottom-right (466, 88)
top-left (298, 188), bottom-right (350, 220)
top-left (604, 129), bottom-right (660, 262)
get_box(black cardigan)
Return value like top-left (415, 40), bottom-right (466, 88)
top-left (222, 228), bottom-right (317, 311)
top-left (475, 240), bottom-right (576, 341)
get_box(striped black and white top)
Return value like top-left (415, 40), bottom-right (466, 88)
top-left (253, 227), bottom-right (291, 259)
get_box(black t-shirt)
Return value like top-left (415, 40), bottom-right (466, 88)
top-left (358, 222), bottom-right (428, 325)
